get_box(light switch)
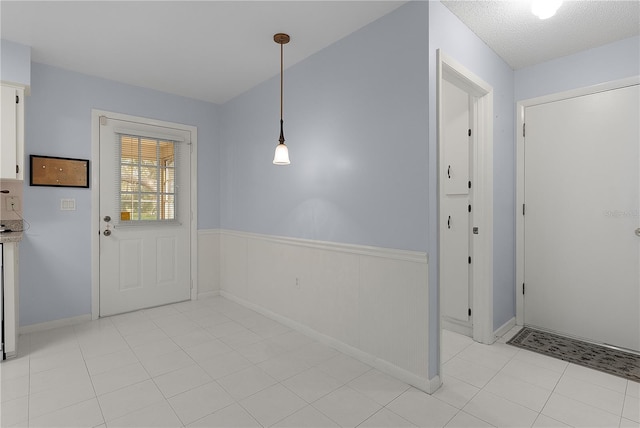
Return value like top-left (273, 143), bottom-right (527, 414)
top-left (60, 199), bottom-right (76, 211)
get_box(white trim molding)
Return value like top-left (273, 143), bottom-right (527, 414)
top-left (220, 229), bottom-right (428, 264)
top-left (218, 230), bottom-right (436, 393)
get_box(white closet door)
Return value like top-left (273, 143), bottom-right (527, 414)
top-left (524, 84), bottom-right (640, 351)
top-left (441, 79), bottom-right (471, 327)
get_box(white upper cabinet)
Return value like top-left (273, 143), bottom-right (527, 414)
top-left (1, 84), bottom-right (25, 180)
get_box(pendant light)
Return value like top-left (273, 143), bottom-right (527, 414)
top-left (273, 33), bottom-right (291, 165)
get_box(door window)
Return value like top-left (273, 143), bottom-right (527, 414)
top-left (118, 134), bottom-right (178, 223)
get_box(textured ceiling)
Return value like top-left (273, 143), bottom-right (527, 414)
top-left (441, 1), bottom-right (640, 69)
top-left (2, 1), bottom-right (638, 103)
top-left (0, 1), bottom-right (406, 104)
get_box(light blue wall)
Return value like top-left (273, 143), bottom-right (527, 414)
top-left (20, 63), bottom-right (219, 326)
top-left (515, 36), bottom-right (640, 101)
top-left (218, 1), bottom-right (431, 380)
top-left (0, 39), bottom-right (31, 86)
top-left (427, 1), bottom-right (516, 377)
top-left (220, 2), bottom-right (429, 252)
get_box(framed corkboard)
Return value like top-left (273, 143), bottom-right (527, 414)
top-left (30, 155), bottom-right (90, 188)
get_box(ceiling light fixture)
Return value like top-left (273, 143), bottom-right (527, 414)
top-left (531, 0), bottom-right (563, 19)
top-left (273, 33), bottom-right (291, 165)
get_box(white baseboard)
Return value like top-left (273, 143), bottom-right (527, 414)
top-left (197, 290), bottom-right (220, 299)
top-left (493, 316), bottom-right (516, 340)
top-left (21, 291), bottom-right (219, 334)
top-left (221, 290), bottom-right (437, 393)
top-left (19, 314), bottom-right (92, 334)
top-left (442, 317), bottom-right (472, 338)
top-left (428, 375), bottom-right (442, 393)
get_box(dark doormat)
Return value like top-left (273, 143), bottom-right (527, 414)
top-left (507, 327), bottom-right (640, 383)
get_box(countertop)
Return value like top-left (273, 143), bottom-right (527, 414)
top-left (0, 220), bottom-right (23, 243)
top-left (0, 231), bottom-right (23, 243)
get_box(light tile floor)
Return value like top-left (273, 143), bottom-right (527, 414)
top-left (1, 296), bottom-right (638, 427)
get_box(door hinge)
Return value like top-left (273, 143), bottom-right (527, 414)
top-left (16, 165), bottom-right (19, 174)
top-left (468, 256), bottom-right (472, 264)
top-left (523, 283), bottom-right (525, 295)
top-left (523, 123), bottom-right (526, 137)
top-left (468, 204), bottom-right (472, 213)
top-left (468, 181), bottom-right (471, 189)
top-left (468, 129), bottom-right (471, 137)
top-left (468, 308), bottom-right (472, 317)
top-left (522, 204), bottom-right (526, 215)
top-left (16, 95), bottom-right (19, 104)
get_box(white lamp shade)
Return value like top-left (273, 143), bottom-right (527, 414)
top-left (273, 143), bottom-right (290, 165)
top-left (531, 0), bottom-right (562, 19)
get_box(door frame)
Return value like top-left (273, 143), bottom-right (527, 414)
top-left (515, 76), bottom-right (640, 325)
top-left (90, 109), bottom-right (199, 320)
top-left (437, 50), bottom-right (494, 345)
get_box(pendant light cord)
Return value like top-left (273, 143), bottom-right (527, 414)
top-left (274, 33), bottom-right (289, 146)
top-left (280, 42), bottom-right (284, 121)
top-left (279, 41), bottom-right (285, 144)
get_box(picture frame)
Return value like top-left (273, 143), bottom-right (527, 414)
top-left (30, 155), bottom-right (90, 188)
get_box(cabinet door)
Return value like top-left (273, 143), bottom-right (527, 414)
top-left (0, 85), bottom-right (24, 180)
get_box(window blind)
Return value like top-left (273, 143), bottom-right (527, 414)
top-left (116, 133), bottom-right (180, 225)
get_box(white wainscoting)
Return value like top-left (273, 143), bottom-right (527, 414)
top-left (219, 230), bottom-right (434, 392)
top-left (197, 229), bottom-right (221, 298)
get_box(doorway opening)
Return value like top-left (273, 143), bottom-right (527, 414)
top-left (437, 50), bottom-right (494, 354)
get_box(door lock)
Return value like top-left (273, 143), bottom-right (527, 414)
top-left (103, 229), bottom-right (112, 236)
top-left (103, 215), bottom-right (111, 222)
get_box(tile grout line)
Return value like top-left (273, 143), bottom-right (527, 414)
top-left (76, 323), bottom-right (108, 428)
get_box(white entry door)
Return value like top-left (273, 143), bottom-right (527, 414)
top-left (99, 115), bottom-right (192, 316)
top-left (523, 84), bottom-right (640, 351)
top-left (440, 78), bottom-right (472, 334)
